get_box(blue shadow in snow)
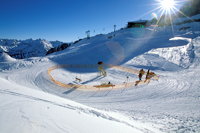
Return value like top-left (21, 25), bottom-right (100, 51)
top-left (63, 88), bottom-right (77, 95)
top-left (81, 76), bottom-right (105, 84)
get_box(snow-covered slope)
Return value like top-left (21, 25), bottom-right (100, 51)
top-left (1, 77), bottom-right (155, 133)
top-left (129, 37), bottom-right (193, 69)
top-left (45, 15), bottom-right (199, 69)
top-left (0, 14), bottom-right (200, 133)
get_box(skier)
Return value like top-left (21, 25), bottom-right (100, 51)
top-left (145, 69), bottom-right (150, 81)
top-left (138, 69), bottom-right (145, 80)
top-left (145, 69), bottom-right (155, 83)
top-left (97, 61), bottom-right (107, 77)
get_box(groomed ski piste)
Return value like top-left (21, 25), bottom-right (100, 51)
top-left (0, 15), bottom-right (200, 133)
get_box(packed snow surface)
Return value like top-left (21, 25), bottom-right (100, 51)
top-left (0, 15), bottom-right (200, 133)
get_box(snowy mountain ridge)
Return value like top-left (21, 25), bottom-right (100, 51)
top-left (0, 39), bottom-right (64, 59)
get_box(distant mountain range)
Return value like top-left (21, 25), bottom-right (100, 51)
top-left (0, 39), bottom-right (64, 59)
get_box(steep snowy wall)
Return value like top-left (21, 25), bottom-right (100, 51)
top-left (190, 37), bottom-right (200, 67)
top-left (148, 37), bottom-right (193, 68)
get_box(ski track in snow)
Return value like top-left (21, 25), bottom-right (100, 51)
top-left (2, 61), bottom-right (200, 132)
top-left (0, 84), bottom-right (160, 133)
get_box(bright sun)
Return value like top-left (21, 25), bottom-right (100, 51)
top-left (150, 0), bottom-right (187, 33)
top-left (154, 0), bottom-right (179, 16)
top-left (160, 0), bottom-right (175, 10)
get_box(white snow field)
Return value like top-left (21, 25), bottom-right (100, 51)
top-left (0, 15), bottom-right (200, 133)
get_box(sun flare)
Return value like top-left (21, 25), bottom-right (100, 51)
top-left (160, 0), bottom-right (175, 11)
top-left (155, 0), bottom-right (179, 15)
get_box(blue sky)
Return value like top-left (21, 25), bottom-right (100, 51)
top-left (0, 0), bottom-right (183, 42)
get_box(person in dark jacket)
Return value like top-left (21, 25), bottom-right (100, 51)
top-left (138, 69), bottom-right (145, 80)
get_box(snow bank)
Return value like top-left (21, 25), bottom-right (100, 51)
top-left (148, 37), bottom-right (193, 68)
top-left (0, 52), bottom-right (16, 62)
top-left (190, 37), bottom-right (200, 67)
